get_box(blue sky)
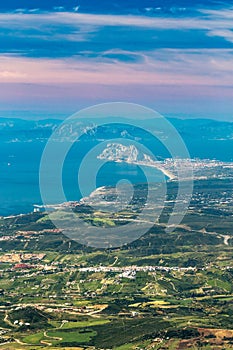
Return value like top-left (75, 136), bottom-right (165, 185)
top-left (0, 1), bottom-right (233, 120)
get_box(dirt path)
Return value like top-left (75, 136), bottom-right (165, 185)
top-left (39, 330), bottom-right (63, 346)
top-left (15, 338), bottom-right (32, 346)
top-left (3, 312), bottom-right (15, 328)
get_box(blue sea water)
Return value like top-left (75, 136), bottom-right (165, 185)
top-left (0, 137), bottom-right (233, 216)
top-left (0, 140), bottom-right (161, 216)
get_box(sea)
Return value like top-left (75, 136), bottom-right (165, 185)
top-left (0, 140), bottom-right (161, 216)
top-left (0, 137), bottom-right (233, 217)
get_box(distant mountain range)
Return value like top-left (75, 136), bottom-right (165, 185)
top-left (0, 116), bottom-right (233, 140)
top-left (0, 117), bottom-right (232, 161)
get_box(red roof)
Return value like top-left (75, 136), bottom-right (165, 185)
top-left (14, 263), bottom-right (32, 269)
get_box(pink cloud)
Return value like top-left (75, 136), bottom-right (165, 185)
top-left (1, 51), bottom-right (233, 87)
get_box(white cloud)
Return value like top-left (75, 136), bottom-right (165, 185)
top-left (0, 6), bottom-right (233, 88)
top-left (200, 8), bottom-right (233, 19)
top-left (0, 8), bottom-right (233, 46)
top-left (0, 70), bottom-right (26, 78)
top-left (0, 49), bottom-right (233, 87)
top-left (73, 6), bottom-right (80, 12)
top-left (0, 10), bottom-right (231, 31)
top-left (208, 29), bottom-right (233, 43)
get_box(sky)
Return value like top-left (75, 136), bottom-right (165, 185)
top-left (0, 1), bottom-right (233, 120)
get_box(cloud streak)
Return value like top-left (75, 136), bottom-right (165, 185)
top-left (0, 10), bottom-right (233, 31)
top-left (0, 3), bottom-right (233, 119)
top-left (0, 49), bottom-right (233, 87)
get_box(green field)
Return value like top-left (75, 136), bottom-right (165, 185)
top-left (0, 179), bottom-right (232, 349)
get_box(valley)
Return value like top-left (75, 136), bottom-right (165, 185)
top-left (0, 179), bottom-right (232, 349)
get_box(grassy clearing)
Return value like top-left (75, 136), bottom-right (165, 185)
top-left (60, 319), bottom-right (110, 329)
top-left (23, 331), bottom-right (45, 344)
top-left (47, 329), bottom-right (96, 344)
